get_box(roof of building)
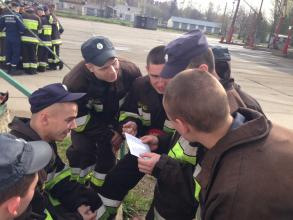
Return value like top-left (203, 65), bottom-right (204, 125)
top-left (169, 16), bottom-right (222, 28)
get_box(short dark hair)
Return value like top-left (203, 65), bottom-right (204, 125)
top-left (146, 45), bottom-right (165, 66)
top-left (0, 173), bottom-right (35, 204)
top-left (164, 69), bottom-right (230, 132)
top-left (187, 48), bottom-right (215, 73)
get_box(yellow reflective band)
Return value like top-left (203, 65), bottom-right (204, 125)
top-left (168, 141), bottom-right (196, 165)
top-left (90, 172), bottom-right (105, 187)
top-left (23, 19), bottom-right (39, 30)
top-left (21, 36), bottom-right (39, 43)
top-left (39, 41), bottom-right (52, 46)
top-left (52, 39), bottom-right (62, 45)
top-left (38, 62), bottom-right (47, 67)
top-left (0, 56), bottom-right (6, 61)
top-left (119, 111), bottom-right (140, 122)
top-left (45, 209), bottom-right (54, 220)
top-left (30, 63), bottom-right (38, 68)
top-left (23, 63), bottom-right (30, 68)
top-left (0, 32), bottom-right (6, 37)
top-left (74, 114), bottom-right (91, 132)
top-left (45, 168), bottom-right (71, 190)
top-left (194, 180), bottom-right (201, 202)
top-left (49, 16), bottom-right (53, 24)
top-left (48, 194), bottom-right (61, 207)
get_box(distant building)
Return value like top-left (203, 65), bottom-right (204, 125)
top-left (167, 16), bottom-right (222, 34)
top-left (106, 4), bottom-right (141, 22)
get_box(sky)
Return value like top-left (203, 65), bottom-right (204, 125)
top-left (177, 0), bottom-right (275, 20)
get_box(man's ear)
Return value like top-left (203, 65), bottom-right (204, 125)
top-left (40, 112), bottom-right (49, 126)
top-left (174, 118), bottom-right (190, 134)
top-left (198, 64), bottom-right (209, 72)
top-left (7, 196), bottom-right (21, 217)
top-left (85, 63), bottom-right (93, 72)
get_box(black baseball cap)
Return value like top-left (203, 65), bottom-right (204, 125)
top-left (212, 46), bottom-right (231, 62)
top-left (29, 83), bottom-right (86, 113)
top-left (0, 134), bottom-right (52, 192)
top-left (161, 30), bottom-right (209, 78)
top-left (81, 36), bottom-right (117, 67)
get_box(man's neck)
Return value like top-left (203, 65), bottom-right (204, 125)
top-left (29, 119), bottom-right (49, 142)
top-left (198, 115), bottom-right (234, 150)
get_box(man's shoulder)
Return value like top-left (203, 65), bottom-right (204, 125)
top-left (119, 58), bottom-right (141, 77)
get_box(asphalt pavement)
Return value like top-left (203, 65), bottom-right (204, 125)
top-left (1, 17), bottom-right (292, 129)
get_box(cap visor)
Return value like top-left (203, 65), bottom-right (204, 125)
top-left (26, 141), bottom-right (53, 174)
top-left (91, 49), bottom-right (117, 67)
top-left (60, 92), bottom-right (86, 103)
top-left (160, 62), bottom-right (187, 79)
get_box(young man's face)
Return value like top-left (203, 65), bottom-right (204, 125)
top-left (45, 102), bottom-right (78, 141)
top-left (87, 58), bottom-right (120, 83)
top-left (17, 174), bottom-right (38, 217)
top-left (147, 64), bottom-right (170, 94)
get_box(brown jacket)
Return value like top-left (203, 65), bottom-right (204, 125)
top-left (197, 108), bottom-right (293, 220)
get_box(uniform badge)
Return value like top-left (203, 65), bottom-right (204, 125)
top-left (97, 43), bottom-right (104, 50)
top-left (164, 54), bottom-right (168, 62)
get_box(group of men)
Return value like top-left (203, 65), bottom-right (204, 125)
top-left (1, 28), bottom-right (293, 220)
top-left (0, 1), bottom-right (63, 76)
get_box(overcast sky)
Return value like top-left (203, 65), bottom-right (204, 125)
top-left (175, 0), bottom-right (275, 19)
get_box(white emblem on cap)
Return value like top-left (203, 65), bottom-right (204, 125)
top-left (97, 43), bottom-right (104, 50)
top-left (62, 84), bottom-right (68, 91)
top-left (164, 54), bottom-right (168, 62)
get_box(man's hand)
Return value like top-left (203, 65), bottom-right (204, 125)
top-left (111, 130), bottom-right (123, 153)
top-left (77, 205), bottom-right (97, 220)
top-left (140, 135), bottom-right (159, 151)
top-left (138, 152), bottom-right (161, 175)
top-left (122, 121), bottom-right (138, 136)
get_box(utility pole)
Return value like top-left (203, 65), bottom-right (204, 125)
top-left (248, 0), bottom-right (264, 47)
top-left (273, 0), bottom-right (288, 49)
top-left (220, 2), bottom-right (228, 43)
top-left (283, 17), bottom-right (293, 56)
top-left (226, 0), bottom-right (241, 43)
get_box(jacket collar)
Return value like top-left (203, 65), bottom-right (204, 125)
top-left (8, 117), bottom-right (42, 141)
top-left (196, 108), bottom-right (271, 197)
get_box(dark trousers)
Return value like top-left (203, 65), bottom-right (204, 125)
top-left (0, 36), bottom-right (6, 64)
top-left (66, 128), bottom-right (116, 192)
top-left (22, 42), bottom-right (37, 74)
top-left (37, 46), bottom-right (48, 72)
top-left (48, 44), bottom-right (60, 68)
top-left (5, 37), bottom-right (21, 67)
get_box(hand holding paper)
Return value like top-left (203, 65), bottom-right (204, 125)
top-left (125, 133), bottom-right (150, 158)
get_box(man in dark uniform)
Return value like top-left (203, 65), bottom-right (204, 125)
top-left (163, 69), bottom-right (293, 220)
top-left (138, 30), bottom-right (264, 219)
top-left (47, 4), bottom-right (63, 70)
top-left (63, 36), bottom-right (141, 194)
top-left (96, 46), bottom-right (174, 217)
top-left (21, 6), bottom-right (41, 75)
top-left (10, 83), bottom-right (102, 220)
top-left (0, 1), bottom-right (25, 75)
top-left (0, 134), bottom-right (52, 220)
top-left (36, 6), bottom-right (52, 72)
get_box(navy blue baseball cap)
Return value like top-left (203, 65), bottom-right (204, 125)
top-left (29, 83), bottom-right (86, 113)
top-left (0, 134), bottom-right (52, 192)
top-left (81, 36), bottom-right (117, 67)
top-left (161, 30), bottom-right (209, 78)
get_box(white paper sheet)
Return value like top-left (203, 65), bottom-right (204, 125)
top-left (125, 133), bottom-right (150, 158)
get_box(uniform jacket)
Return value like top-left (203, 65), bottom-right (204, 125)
top-left (0, 9), bottom-right (25, 40)
top-left (197, 108), bottom-right (293, 220)
top-left (120, 75), bottom-right (174, 137)
top-left (9, 117), bottom-right (102, 220)
top-left (21, 11), bottom-right (42, 43)
top-left (150, 83), bottom-right (265, 220)
top-left (63, 58), bottom-right (141, 135)
top-left (50, 14), bottom-right (63, 44)
top-left (38, 15), bottom-right (52, 46)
